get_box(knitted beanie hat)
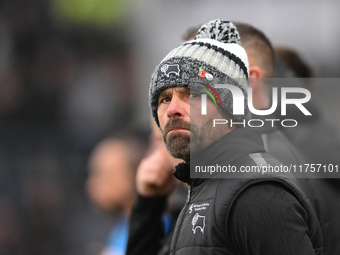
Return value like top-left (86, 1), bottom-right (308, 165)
top-left (149, 19), bottom-right (250, 126)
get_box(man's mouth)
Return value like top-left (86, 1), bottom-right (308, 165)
top-left (163, 118), bottom-right (191, 138)
top-left (167, 127), bottom-right (190, 135)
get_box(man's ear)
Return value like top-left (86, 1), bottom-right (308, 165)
top-left (248, 65), bottom-right (262, 90)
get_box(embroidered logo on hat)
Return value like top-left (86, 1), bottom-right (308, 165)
top-left (160, 64), bottom-right (180, 77)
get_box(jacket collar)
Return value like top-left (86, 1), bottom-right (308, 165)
top-left (173, 127), bottom-right (266, 185)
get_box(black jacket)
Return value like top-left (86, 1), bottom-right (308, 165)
top-left (127, 127), bottom-right (323, 255)
top-left (127, 194), bottom-right (169, 255)
top-left (303, 178), bottom-right (340, 255)
top-left (254, 113), bottom-right (306, 166)
top-left (274, 61), bottom-right (340, 255)
top-left (170, 127), bottom-right (323, 255)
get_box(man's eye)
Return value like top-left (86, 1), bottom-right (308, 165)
top-left (159, 97), bottom-right (170, 104)
top-left (189, 93), bottom-right (200, 99)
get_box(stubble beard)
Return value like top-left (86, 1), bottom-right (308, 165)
top-left (162, 118), bottom-right (226, 162)
top-left (163, 118), bottom-right (191, 161)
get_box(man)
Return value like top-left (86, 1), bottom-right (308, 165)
top-left (274, 46), bottom-right (340, 255)
top-left (232, 22), bottom-right (306, 166)
top-left (130, 19), bottom-right (323, 255)
top-left (87, 132), bottom-right (146, 255)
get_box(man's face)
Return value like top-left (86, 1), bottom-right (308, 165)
top-left (157, 86), bottom-right (234, 161)
top-left (86, 141), bottom-right (135, 213)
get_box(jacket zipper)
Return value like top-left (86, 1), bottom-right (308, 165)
top-left (186, 185), bottom-right (191, 203)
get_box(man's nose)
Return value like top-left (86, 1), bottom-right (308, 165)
top-left (167, 97), bottom-right (186, 118)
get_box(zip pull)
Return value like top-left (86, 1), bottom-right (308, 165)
top-left (186, 185), bottom-right (191, 203)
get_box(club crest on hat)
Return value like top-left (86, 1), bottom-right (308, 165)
top-left (160, 64), bottom-right (180, 77)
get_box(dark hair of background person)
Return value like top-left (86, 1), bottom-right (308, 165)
top-left (274, 46), bottom-right (315, 78)
top-left (181, 24), bottom-right (201, 41)
top-left (233, 21), bottom-right (275, 78)
top-left (88, 128), bottom-right (149, 177)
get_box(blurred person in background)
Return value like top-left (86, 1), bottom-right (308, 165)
top-left (233, 21), bottom-right (306, 166)
top-left (274, 46), bottom-right (340, 165)
top-left (275, 46), bottom-right (340, 255)
top-left (87, 132), bottom-right (147, 255)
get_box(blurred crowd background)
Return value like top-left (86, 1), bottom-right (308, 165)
top-left (0, 0), bottom-right (339, 254)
